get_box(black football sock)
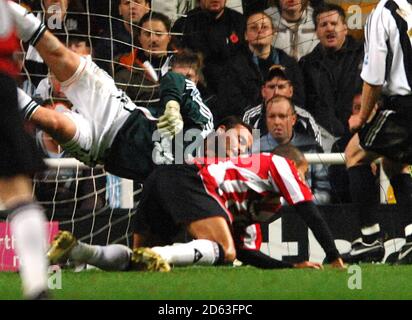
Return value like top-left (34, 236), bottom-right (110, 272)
top-left (390, 174), bottom-right (412, 243)
top-left (348, 165), bottom-right (381, 244)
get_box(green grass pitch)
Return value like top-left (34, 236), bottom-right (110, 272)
top-left (1, 264), bottom-right (412, 300)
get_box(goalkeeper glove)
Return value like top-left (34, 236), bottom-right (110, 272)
top-left (157, 100), bottom-right (184, 137)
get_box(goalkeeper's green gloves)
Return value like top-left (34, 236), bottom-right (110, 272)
top-left (157, 100), bottom-right (184, 137)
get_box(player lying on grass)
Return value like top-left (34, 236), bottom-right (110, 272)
top-left (47, 142), bottom-right (345, 271)
top-left (9, 1), bottom-right (213, 182)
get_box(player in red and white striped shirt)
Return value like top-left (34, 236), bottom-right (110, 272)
top-left (131, 144), bottom-right (344, 269)
top-left (194, 152), bottom-right (313, 224)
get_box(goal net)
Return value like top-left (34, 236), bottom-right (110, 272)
top-left (1, 0), bottom-right (196, 271)
top-left (33, 159), bottom-right (138, 245)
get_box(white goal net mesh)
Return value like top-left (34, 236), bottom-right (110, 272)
top-left (33, 160), bottom-right (139, 246)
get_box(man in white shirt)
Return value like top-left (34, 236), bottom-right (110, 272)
top-left (346, 0), bottom-right (412, 264)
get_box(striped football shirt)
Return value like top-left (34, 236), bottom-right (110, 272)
top-left (362, 0), bottom-right (412, 96)
top-left (194, 153), bottom-right (313, 223)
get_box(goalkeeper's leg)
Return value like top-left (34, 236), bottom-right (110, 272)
top-left (70, 243), bottom-right (132, 271)
top-left (48, 232), bottom-right (132, 271)
top-left (48, 231), bottom-right (171, 271)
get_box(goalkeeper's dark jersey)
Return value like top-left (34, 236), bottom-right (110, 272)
top-left (104, 72), bottom-right (214, 182)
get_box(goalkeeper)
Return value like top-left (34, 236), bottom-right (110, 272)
top-left (9, 1), bottom-right (213, 182)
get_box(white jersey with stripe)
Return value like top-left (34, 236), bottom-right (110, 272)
top-left (59, 57), bottom-right (157, 167)
top-left (362, 0), bottom-right (412, 96)
top-left (194, 153), bottom-right (313, 223)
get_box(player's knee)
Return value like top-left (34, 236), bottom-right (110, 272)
top-left (345, 143), bottom-right (360, 168)
top-left (345, 143), bottom-right (368, 168)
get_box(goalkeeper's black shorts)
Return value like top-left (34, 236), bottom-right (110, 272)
top-left (133, 164), bottom-right (230, 244)
top-left (0, 73), bottom-right (45, 177)
top-left (359, 95), bottom-right (412, 164)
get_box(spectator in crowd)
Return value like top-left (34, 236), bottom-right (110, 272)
top-left (208, 11), bottom-right (305, 122)
top-left (328, 92), bottom-right (379, 204)
top-left (93, 0), bottom-right (151, 74)
top-left (299, 3), bottom-right (363, 152)
top-left (242, 0), bottom-right (269, 15)
top-left (114, 12), bottom-right (173, 106)
top-left (243, 65), bottom-right (320, 144)
top-left (254, 96), bottom-right (331, 204)
top-left (66, 35), bottom-right (92, 56)
top-left (172, 0), bottom-right (245, 58)
top-left (172, 0), bottom-right (246, 119)
top-left (151, 0), bottom-right (191, 22)
top-left (265, 0), bottom-right (320, 61)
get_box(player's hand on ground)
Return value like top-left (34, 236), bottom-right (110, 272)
top-left (293, 261), bottom-right (323, 270)
top-left (157, 100), bottom-right (183, 137)
top-left (330, 257), bottom-right (347, 269)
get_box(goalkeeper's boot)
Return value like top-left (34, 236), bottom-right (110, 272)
top-left (130, 248), bottom-right (171, 272)
top-left (394, 242), bottom-right (412, 265)
top-left (342, 239), bottom-right (385, 263)
top-left (47, 231), bottom-right (77, 265)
